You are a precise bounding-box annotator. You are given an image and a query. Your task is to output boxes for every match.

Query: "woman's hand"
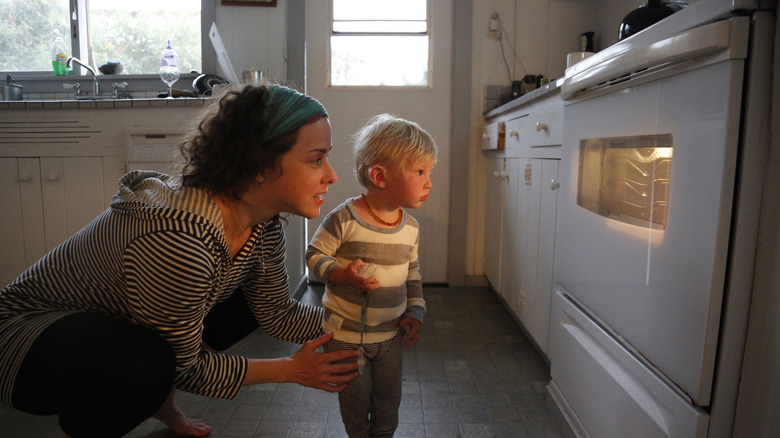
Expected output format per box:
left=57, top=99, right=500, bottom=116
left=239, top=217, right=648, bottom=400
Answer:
left=285, top=333, right=359, bottom=392
left=398, top=317, right=422, bottom=349
left=245, top=333, right=357, bottom=392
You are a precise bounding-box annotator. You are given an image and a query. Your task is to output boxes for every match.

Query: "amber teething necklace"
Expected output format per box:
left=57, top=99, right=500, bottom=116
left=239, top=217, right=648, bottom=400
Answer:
left=361, top=194, right=402, bottom=227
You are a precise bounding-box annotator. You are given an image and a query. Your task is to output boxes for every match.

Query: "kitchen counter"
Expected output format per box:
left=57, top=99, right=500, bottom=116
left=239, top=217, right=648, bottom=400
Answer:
left=0, top=97, right=210, bottom=111
left=482, top=76, right=564, bottom=119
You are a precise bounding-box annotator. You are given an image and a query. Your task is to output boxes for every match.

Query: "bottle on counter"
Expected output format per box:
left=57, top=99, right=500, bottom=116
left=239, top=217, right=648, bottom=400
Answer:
left=51, top=29, right=70, bottom=76
left=159, top=40, right=180, bottom=98
left=160, top=39, right=179, bottom=69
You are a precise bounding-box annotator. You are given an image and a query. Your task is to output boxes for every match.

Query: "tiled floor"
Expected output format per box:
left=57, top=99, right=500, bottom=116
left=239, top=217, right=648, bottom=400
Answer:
left=0, top=285, right=564, bottom=438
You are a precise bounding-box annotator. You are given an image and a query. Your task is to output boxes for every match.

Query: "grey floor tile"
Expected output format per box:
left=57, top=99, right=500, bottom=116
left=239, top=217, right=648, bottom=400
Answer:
left=0, top=285, right=563, bottom=438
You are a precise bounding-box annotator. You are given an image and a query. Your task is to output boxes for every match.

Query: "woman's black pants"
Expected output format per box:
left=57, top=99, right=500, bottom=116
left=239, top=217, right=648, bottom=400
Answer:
left=10, top=289, right=259, bottom=438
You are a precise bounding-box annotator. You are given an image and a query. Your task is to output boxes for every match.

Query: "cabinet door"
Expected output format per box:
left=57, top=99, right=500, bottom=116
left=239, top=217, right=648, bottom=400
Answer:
left=534, top=159, right=560, bottom=353
left=500, top=158, right=559, bottom=355
left=0, top=157, right=111, bottom=286
left=484, top=158, right=506, bottom=290
left=501, top=159, right=519, bottom=306
left=40, top=158, right=107, bottom=249
left=0, top=158, right=46, bottom=286
left=505, top=159, right=542, bottom=322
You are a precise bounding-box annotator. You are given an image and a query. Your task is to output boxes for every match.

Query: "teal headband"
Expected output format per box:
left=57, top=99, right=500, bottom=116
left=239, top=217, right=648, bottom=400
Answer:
left=262, top=85, right=328, bottom=145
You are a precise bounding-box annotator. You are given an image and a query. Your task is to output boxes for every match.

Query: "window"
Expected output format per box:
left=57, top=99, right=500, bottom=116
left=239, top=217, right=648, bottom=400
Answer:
left=330, top=0, right=429, bottom=87
left=1, top=0, right=210, bottom=75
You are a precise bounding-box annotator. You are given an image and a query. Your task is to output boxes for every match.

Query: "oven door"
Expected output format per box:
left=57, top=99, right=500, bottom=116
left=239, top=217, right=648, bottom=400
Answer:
left=554, top=16, right=749, bottom=408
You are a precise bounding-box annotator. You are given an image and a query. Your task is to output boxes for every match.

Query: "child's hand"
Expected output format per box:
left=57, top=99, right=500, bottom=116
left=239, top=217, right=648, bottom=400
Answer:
left=398, top=317, right=422, bottom=349
left=344, top=259, right=379, bottom=291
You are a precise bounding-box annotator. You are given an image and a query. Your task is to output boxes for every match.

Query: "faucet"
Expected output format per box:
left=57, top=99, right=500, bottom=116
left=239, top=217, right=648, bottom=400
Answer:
left=66, top=57, right=100, bottom=96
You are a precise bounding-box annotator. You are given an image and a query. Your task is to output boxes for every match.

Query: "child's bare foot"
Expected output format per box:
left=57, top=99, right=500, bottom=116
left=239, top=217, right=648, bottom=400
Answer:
left=154, top=390, right=212, bottom=437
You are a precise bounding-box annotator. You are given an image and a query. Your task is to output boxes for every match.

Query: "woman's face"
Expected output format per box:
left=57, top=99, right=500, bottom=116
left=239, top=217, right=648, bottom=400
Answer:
left=260, top=117, right=338, bottom=219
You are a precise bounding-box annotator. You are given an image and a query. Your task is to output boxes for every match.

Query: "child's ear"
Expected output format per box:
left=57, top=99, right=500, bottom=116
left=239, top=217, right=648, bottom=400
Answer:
left=368, top=165, right=388, bottom=189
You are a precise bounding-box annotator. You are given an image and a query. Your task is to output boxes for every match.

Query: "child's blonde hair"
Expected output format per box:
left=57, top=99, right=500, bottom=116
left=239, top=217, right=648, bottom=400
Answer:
left=353, top=114, right=438, bottom=188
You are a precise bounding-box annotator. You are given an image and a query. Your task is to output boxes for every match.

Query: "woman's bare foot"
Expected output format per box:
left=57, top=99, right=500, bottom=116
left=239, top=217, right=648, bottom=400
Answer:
left=153, top=390, right=212, bottom=437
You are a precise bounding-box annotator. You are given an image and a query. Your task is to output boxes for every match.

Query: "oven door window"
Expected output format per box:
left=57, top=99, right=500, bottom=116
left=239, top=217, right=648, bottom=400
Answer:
left=578, top=135, right=672, bottom=229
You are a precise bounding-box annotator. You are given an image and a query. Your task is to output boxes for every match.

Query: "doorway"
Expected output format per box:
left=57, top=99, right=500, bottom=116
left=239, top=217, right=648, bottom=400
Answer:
left=303, top=0, right=454, bottom=283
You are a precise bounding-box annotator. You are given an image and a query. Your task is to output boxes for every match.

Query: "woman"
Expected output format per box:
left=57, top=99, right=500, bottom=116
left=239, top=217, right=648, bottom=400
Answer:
left=0, top=83, right=356, bottom=437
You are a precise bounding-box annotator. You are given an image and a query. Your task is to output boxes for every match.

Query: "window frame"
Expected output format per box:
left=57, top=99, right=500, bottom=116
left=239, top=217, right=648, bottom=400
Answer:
left=327, top=0, right=433, bottom=89
left=1, top=0, right=216, bottom=86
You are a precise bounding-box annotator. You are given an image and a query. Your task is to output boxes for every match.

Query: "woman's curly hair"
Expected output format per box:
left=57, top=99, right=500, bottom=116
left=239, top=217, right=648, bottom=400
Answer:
left=178, top=83, right=299, bottom=200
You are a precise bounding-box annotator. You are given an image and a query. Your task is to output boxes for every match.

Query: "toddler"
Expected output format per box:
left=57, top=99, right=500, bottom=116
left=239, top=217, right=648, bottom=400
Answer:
left=306, top=113, right=437, bottom=437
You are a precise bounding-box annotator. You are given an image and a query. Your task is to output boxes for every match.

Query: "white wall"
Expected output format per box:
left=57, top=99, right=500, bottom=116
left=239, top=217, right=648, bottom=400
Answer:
left=214, top=1, right=288, bottom=82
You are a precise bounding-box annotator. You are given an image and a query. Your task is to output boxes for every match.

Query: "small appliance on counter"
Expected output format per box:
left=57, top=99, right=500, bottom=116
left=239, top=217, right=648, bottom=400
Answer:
left=618, top=0, right=687, bottom=40
left=1, top=75, right=23, bottom=101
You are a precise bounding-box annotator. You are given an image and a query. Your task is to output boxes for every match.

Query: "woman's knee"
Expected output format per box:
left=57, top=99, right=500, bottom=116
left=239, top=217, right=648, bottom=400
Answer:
left=13, top=312, right=175, bottom=413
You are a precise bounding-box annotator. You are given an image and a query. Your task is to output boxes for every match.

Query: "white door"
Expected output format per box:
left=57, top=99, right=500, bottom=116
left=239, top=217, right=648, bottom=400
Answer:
left=304, top=0, right=453, bottom=283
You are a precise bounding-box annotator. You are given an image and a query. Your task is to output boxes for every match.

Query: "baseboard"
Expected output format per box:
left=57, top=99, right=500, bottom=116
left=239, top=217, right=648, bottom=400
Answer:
left=546, top=380, right=587, bottom=438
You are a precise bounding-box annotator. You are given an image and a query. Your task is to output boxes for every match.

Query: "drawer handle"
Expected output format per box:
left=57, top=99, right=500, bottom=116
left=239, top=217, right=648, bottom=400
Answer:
left=493, top=170, right=508, bottom=179
left=509, top=130, right=519, bottom=139
left=482, top=133, right=490, bottom=140
left=47, top=173, right=60, bottom=182
left=536, top=122, right=548, bottom=132
left=550, top=179, right=560, bottom=190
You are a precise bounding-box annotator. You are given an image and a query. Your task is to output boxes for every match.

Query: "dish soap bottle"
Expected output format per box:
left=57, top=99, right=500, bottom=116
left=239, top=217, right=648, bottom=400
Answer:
left=160, top=40, right=179, bottom=69
left=51, top=29, right=70, bottom=76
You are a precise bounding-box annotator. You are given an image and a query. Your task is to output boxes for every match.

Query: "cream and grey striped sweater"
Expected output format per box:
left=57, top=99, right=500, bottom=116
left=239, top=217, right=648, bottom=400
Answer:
left=306, top=198, right=425, bottom=345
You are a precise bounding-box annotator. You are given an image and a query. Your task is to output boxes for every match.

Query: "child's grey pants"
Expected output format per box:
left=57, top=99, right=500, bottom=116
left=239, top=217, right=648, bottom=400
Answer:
left=326, top=330, right=404, bottom=438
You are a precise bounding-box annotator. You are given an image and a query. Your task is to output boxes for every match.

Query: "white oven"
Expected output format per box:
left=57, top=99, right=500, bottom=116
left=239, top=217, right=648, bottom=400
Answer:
left=547, top=1, right=775, bottom=437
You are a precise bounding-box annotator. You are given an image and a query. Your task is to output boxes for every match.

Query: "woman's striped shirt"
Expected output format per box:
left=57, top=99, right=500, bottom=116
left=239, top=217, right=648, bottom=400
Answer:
left=0, top=171, right=324, bottom=404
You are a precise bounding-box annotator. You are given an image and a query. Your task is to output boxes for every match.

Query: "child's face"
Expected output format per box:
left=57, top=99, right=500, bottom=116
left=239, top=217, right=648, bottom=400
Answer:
left=387, top=157, right=435, bottom=209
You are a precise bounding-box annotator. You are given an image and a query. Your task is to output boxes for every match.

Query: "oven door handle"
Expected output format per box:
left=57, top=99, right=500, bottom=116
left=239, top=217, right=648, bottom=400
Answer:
left=561, top=17, right=747, bottom=100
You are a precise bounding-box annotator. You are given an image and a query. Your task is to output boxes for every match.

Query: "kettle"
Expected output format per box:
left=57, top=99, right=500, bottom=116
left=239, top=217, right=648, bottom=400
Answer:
left=618, top=0, right=687, bottom=41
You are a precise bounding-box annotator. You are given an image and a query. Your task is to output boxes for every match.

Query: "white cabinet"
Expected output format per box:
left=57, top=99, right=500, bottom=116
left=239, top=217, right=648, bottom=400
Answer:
left=0, top=106, right=199, bottom=287
left=486, top=156, right=559, bottom=354
left=483, top=91, right=562, bottom=355
left=0, top=156, right=124, bottom=286
left=481, top=121, right=505, bottom=151
left=484, top=158, right=507, bottom=288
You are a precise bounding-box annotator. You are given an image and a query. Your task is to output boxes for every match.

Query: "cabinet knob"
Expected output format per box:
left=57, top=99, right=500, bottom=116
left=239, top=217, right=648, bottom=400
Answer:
left=19, top=175, right=32, bottom=183
left=482, top=133, right=490, bottom=140
left=550, top=179, right=560, bottom=190
left=509, top=130, right=519, bottom=139
left=47, top=173, right=60, bottom=182
left=493, top=170, right=506, bottom=179
left=536, top=122, right=548, bottom=132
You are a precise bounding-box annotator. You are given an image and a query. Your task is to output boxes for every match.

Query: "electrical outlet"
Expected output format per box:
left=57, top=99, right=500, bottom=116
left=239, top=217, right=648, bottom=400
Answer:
left=518, top=292, right=526, bottom=314
left=488, top=12, right=502, bottom=40
left=525, top=163, right=532, bottom=185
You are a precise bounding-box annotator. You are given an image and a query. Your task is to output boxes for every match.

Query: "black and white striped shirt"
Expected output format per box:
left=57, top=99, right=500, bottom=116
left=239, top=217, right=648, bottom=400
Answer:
left=0, top=171, right=324, bottom=404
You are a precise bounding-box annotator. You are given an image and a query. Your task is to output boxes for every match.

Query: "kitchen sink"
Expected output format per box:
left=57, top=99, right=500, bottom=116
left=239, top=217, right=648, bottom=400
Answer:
left=73, top=94, right=131, bottom=100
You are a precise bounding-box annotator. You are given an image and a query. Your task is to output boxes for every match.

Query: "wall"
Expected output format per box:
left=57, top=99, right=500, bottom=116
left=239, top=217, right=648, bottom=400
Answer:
left=214, top=0, right=288, bottom=82
left=463, top=0, right=672, bottom=279
left=732, top=10, right=780, bottom=435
